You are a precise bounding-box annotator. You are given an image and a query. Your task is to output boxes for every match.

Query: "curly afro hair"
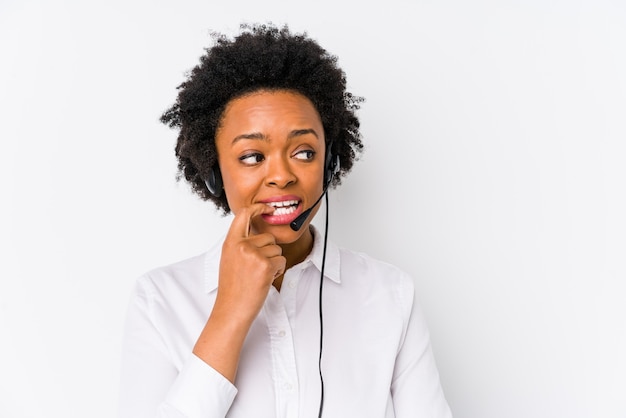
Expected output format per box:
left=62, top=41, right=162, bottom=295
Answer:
left=160, top=23, right=364, bottom=213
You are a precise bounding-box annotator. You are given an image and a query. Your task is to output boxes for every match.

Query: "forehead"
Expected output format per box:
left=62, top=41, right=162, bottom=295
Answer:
left=218, top=89, right=323, bottom=133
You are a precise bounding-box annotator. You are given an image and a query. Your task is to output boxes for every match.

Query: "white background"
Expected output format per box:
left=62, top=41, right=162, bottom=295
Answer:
left=1, top=0, right=625, bottom=417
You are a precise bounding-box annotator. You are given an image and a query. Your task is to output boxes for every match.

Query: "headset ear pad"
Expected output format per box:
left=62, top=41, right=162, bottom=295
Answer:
left=205, top=165, right=223, bottom=197
left=324, top=150, right=340, bottom=189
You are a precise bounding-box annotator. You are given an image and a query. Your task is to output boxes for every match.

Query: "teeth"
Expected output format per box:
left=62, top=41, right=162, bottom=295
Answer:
left=266, top=200, right=299, bottom=216
left=273, top=206, right=297, bottom=215
left=267, top=200, right=298, bottom=208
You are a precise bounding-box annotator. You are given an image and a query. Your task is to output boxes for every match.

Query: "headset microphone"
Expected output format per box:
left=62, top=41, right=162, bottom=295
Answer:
left=290, top=187, right=328, bottom=231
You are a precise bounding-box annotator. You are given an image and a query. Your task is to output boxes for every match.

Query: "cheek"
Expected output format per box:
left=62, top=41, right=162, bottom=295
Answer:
left=307, top=165, right=326, bottom=193
left=221, top=169, right=262, bottom=209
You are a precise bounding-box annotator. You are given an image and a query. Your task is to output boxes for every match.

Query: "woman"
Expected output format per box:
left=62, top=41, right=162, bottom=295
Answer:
left=119, top=23, right=452, bottom=418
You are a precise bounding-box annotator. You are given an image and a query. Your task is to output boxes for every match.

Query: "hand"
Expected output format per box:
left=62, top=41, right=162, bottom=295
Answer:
left=193, top=203, right=285, bottom=381
left=214, top=203, right=286, bottom=324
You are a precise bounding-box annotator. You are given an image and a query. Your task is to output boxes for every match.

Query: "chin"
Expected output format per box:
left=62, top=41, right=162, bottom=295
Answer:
left=253, top=222, right=309, bottom=244
left=275, top=227, right=308, bottom=245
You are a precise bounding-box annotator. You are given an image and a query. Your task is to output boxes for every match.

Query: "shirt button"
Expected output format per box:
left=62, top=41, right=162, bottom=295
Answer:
left=288, top=280, right=296, bottom=289
left=283, top=382, right=293, bottom=390
left=278, top=330, right=286, bottom=337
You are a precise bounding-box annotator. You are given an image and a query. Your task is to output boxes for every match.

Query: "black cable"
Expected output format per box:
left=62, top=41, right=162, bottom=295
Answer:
left=317, top=192, right=329, bottom=418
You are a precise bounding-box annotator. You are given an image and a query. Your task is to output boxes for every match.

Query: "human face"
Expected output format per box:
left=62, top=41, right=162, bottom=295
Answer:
left=215, top=90, right=326, bottom=244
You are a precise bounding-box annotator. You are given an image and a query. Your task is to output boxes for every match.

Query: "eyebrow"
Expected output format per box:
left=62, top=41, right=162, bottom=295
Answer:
left=231, top=128, right=319, bottom=144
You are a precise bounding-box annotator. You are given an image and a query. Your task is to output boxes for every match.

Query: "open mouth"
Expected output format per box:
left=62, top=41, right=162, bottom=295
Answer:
left=266, top=199, right=299, bottom=216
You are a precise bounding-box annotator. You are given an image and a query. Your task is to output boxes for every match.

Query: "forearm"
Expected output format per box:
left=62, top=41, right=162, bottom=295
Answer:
left=192, top=302, right=254, bottom=383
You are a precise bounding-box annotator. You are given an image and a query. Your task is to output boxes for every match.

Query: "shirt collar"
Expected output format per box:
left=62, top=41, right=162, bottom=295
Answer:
left=203, top=225, right=341, bottom=294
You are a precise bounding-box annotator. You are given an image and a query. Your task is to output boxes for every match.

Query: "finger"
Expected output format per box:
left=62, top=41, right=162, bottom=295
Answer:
left=257, top=243, right=283, bottom=259
left=227, top=203, right=274, bottom=239
left=247, top=232, right=278, bottom=248
left=270, top=255, right=287, bottom=278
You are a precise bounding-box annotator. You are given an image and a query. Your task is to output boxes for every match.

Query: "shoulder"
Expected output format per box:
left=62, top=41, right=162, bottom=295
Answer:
left=336, top=247, right=416, bottom=311
left=132, top=251, right=209, bottom=307
left=134, top=235, right=223, bottom=298
left=141, top=252, right=206, bottom=284
left=338, top=247, right=414, bottom=289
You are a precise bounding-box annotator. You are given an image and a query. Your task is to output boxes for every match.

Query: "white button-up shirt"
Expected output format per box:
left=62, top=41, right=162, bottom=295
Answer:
left=118, top=228, right=452, bottom=418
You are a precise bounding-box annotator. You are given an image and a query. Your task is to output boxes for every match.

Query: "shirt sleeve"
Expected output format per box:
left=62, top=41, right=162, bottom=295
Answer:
left=118, top=277, right=238, bottom=418
left=390, top=275, right=453, bottom=418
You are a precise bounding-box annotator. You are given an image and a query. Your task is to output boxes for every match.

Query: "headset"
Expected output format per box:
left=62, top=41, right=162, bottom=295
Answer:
left=205, top=143, right=338, bottom=418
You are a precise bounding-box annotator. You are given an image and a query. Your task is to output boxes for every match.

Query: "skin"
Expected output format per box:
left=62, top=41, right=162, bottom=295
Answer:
left=193, top=89, right=327, bottom=383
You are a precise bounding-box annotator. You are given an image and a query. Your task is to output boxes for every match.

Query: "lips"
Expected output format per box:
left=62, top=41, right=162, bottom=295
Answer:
left=260, top=196, right=303, bottom=225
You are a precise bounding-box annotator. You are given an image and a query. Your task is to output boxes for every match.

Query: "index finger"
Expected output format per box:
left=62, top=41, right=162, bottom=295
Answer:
left=227, top=203, right=275, bottom=239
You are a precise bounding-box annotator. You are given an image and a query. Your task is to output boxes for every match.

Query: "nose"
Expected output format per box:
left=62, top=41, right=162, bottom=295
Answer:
left=265, top=155, right=296, bottom=188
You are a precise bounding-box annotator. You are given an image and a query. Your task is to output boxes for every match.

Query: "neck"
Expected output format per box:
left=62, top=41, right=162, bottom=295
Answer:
left=283, top=225, right=314, bottom=267
left=273, top=226, right=314, bottom=291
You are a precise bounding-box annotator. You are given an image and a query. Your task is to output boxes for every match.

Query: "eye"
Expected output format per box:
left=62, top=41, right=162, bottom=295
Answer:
left=293, top=149, right=316, bottom=161
left=239, top=152, right=264, bottom=165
